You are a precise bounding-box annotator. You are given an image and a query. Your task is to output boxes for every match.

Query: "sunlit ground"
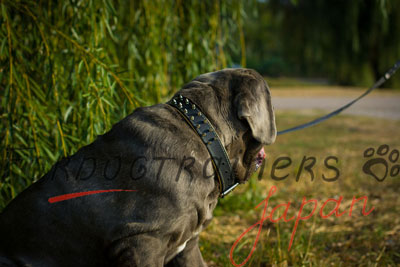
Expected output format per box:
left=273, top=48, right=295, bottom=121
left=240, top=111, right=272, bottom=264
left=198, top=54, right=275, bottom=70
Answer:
left=200, top=89, right=400, bottom=266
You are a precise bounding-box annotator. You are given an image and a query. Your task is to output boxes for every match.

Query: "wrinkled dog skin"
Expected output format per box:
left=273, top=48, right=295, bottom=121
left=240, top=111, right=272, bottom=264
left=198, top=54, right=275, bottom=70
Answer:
left=0, top=68, right=276, bottom=267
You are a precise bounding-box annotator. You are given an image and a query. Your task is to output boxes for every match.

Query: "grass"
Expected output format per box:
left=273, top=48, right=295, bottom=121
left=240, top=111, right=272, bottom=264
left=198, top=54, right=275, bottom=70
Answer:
left=200, top=110, right=400, bottom=266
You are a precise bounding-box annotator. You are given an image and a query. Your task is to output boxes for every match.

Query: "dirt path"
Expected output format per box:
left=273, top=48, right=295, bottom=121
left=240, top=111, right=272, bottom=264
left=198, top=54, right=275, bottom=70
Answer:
left=271, top=88, right=400, bottom=120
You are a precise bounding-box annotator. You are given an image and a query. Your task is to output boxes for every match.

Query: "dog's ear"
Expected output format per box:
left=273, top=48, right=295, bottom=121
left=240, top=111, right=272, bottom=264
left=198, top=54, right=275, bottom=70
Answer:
left=236, top=77, right=277, bottom=145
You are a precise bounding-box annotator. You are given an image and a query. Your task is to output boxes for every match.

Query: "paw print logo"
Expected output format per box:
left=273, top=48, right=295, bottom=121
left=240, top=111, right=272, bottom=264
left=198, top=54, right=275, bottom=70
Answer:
left=362, top=145, right=400, bottom=181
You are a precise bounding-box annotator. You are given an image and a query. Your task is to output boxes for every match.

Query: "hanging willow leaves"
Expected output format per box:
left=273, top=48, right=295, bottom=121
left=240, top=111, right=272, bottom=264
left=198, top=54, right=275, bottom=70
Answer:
left=0, top=0, right=252, bottom=209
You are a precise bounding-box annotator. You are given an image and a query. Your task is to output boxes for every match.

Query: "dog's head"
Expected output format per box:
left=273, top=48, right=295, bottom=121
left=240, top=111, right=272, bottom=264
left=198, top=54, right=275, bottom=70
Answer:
left=178, top=68, right=276, bottom=183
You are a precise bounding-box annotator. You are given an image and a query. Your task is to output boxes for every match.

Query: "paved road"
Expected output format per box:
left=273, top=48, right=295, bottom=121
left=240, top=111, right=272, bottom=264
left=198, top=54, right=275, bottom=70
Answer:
left=272, top=95, right=400, bottom=120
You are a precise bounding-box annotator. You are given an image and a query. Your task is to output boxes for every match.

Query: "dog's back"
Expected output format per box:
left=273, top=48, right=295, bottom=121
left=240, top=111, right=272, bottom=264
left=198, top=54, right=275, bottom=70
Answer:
left=0, top=104, right=216, bottom=266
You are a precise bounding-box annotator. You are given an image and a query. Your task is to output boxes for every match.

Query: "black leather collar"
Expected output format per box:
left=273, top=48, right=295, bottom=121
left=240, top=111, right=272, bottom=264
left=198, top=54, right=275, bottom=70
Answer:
left=168, top=95, right=239, bottom=197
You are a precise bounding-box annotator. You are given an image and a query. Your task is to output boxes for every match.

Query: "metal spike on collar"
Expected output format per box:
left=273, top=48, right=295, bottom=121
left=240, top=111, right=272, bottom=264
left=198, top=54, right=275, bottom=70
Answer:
left=179, top=95, right=183, bottom=99
left=179, top=103, right=183, bottom=108
left=185, top=99, right=189, bottom=104
left=192, top=104, right=196, bottom=109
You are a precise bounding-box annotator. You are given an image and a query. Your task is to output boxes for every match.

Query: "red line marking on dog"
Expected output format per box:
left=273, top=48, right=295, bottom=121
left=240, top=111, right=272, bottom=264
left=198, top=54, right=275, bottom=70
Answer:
left=48, top=189, right=137, bottom=203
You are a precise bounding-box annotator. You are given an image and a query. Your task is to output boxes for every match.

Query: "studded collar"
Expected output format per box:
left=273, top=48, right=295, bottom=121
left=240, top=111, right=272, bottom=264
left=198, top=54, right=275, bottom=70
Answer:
left=167, top=95, right=239, bottom=197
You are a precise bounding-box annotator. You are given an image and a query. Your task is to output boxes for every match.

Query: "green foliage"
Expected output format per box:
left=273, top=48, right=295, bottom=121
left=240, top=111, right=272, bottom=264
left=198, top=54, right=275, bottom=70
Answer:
left=244, top=0, right=400, bottom=88
left=0, top=0, right=248, bottom=209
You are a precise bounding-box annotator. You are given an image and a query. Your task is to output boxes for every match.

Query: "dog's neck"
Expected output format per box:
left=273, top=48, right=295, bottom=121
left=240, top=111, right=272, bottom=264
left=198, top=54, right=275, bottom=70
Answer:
left=167, top=94, right=239, bottom=197
left=177, top=85, right=262, bottom=184
left=178, top=82, right=238, bottom=149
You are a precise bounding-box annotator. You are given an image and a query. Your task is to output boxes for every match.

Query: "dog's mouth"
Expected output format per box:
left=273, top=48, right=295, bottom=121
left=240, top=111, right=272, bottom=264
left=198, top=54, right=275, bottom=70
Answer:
left=255, top=147, right=266, bottom=171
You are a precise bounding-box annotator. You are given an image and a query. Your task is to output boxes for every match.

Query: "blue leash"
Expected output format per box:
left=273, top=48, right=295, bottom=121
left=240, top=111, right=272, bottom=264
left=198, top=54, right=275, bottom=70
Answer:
left=277, top=60, right=400, bottom=136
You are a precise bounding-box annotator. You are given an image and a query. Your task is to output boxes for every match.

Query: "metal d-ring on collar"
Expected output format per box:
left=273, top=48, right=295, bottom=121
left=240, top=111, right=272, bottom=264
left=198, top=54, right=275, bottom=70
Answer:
left=167, top=95, right=239, bottom=197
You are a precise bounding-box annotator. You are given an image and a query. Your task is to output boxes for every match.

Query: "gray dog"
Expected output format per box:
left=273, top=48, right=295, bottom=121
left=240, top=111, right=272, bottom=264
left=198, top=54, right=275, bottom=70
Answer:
left=0, top=68, right=276, bottom=266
